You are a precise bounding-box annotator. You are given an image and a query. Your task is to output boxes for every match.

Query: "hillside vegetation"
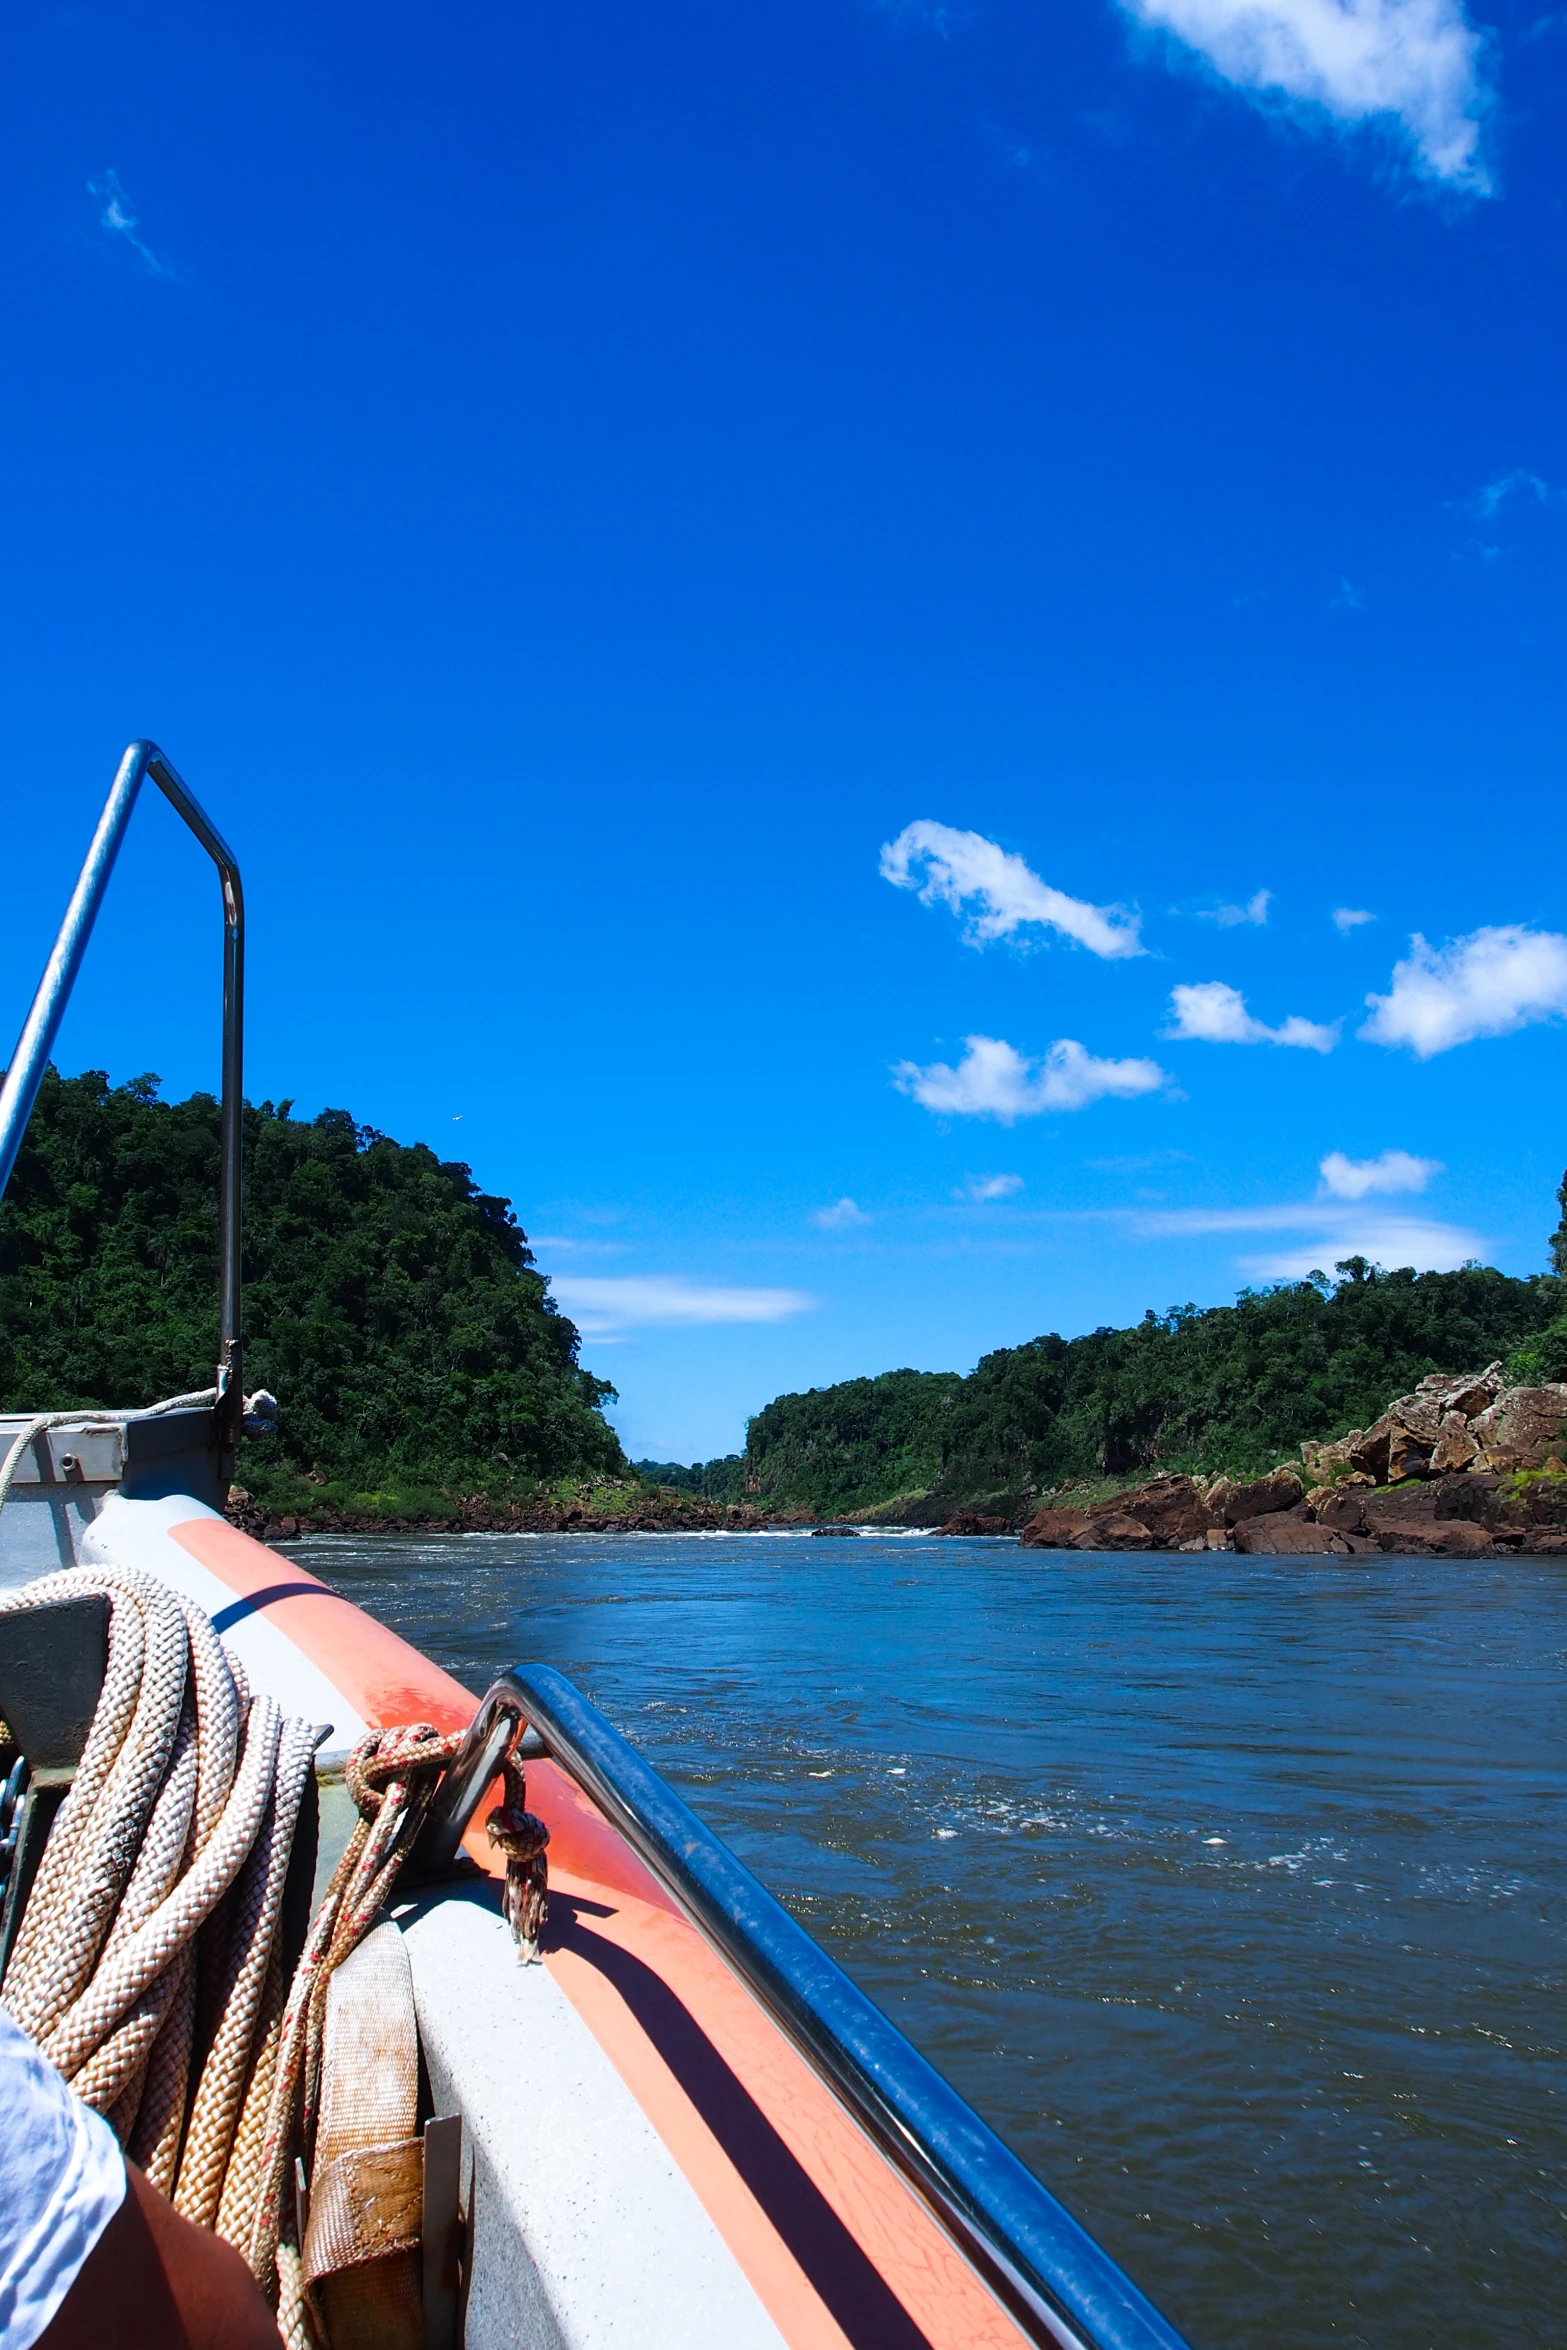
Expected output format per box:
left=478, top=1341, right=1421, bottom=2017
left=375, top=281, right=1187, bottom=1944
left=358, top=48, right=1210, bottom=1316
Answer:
left=7, top=1068, right=1566, bottom=1531
left=655, top=1254, right=1567, bottom=1519
left=0, top=1069, right=625, bottom=1510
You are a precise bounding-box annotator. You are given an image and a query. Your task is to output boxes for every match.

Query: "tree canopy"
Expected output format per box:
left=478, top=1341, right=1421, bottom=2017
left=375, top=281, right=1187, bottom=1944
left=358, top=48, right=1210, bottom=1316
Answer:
left=695, top=1256, right=1565, bottom=1515
left=0, top=1069, right=624, bottom=1493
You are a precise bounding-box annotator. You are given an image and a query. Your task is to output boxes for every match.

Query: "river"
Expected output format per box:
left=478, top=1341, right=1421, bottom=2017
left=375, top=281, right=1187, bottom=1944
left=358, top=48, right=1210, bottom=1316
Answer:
left=289, top=1528, right=1565, bottom=2350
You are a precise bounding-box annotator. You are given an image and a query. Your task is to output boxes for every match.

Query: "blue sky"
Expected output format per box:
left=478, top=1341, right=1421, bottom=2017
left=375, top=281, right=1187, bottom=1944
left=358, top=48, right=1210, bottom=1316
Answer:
left=2, top=0, right=1564, bottom=1460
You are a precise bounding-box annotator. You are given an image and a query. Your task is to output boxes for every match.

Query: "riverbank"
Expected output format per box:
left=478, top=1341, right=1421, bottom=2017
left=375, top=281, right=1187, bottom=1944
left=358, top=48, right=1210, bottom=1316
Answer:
left=1017, top=1367, right=1567, bottom=1557
left=227, top=1365, right=1567, bottom=1552
left=224, top=1474, right=808, bottom=1541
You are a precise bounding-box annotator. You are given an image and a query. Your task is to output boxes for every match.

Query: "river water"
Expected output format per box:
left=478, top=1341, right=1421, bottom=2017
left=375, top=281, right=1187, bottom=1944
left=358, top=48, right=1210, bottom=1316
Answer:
left=290, top=1529, right=1565, bottom=2350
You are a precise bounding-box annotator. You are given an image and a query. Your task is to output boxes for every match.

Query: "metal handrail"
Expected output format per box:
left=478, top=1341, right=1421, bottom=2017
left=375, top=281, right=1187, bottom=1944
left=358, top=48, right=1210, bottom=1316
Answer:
left=427, top=1664, right=1193, bottom=2350
left=0, top=743, right=245, bottom=1454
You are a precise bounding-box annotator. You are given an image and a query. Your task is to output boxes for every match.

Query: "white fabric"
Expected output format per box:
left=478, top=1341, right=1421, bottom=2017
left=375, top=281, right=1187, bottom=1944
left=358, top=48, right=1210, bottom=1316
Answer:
left=0, top=1999, right=125, bottom=2349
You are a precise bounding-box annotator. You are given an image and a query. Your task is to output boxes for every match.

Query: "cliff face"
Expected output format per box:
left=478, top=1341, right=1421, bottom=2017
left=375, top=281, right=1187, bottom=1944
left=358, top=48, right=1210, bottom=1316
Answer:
left=1016, top=1368, right=1567, bottom=1558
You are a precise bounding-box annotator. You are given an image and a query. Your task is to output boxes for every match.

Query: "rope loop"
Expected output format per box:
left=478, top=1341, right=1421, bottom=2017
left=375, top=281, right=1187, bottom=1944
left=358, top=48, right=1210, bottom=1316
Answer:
left=344, top=1723, right=453, bottom=1819
left=486, top=1755, right=550, bottom=1965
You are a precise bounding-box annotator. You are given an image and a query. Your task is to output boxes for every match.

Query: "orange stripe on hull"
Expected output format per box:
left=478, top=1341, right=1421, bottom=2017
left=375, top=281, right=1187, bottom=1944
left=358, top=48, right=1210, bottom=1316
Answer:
left=170, top=1519, right=1027, bottom=2350
left=170, top=1517, right=476, bottom=1735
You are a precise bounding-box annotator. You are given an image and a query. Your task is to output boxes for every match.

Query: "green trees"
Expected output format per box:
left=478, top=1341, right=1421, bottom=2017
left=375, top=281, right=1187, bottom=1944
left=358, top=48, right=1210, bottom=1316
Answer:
left=728, top=1261, right=1563, bottom=1514
left=0, top=1069, right=624, bottom=1494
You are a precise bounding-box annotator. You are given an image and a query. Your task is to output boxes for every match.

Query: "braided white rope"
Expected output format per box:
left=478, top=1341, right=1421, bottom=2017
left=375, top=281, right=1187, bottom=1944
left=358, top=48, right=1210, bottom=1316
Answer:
left=0, top=1564, right=318, bottom=2265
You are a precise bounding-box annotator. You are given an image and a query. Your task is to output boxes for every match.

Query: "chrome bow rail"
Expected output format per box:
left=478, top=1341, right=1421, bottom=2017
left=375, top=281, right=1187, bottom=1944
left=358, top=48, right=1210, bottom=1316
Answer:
left=0, top=744, right=245, bottom=1455
left=418, top=1663, right=1194, bottom=2350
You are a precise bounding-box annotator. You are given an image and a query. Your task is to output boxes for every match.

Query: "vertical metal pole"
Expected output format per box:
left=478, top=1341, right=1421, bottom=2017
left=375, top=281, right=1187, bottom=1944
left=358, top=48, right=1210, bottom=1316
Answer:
left=0, top=743, right=245, bottom=1460
left=145, top=752, right=245, bottom=1459
left=0, top=744, right=150, bottom=1202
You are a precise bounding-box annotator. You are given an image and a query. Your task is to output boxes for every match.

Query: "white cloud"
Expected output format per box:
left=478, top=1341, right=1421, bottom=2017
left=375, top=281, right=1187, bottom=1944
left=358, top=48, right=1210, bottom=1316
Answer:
left=1318, top=1148, right=1441, bottom=1199
left=1360, top=925, right=1567, bottom=1057
left=1239, top=1218, right=1481, bottom=1278
left=1132, top=1198, right=1483, bottom=1276
left=1199, top=888, right=1271, bottom=927
left=879, top=821, right=1143, bottom=959
left=894, top=1034, right=1168, bottom=1123
left=1331, top=905, right=1375, bottom=932
left=88, top=169, right=173, bottom=275
left=1473, top=469, right=1549, bottom=519
left=812, top=1197, right=869, bottom=1230
left=1166, top=980, right=1338, bottom=1052
left=1119, top=0, right=1493, bottom=190
left=961, top=1172, right=1026, bottom=1201
left=550, top=1276, right=815, bottom=1333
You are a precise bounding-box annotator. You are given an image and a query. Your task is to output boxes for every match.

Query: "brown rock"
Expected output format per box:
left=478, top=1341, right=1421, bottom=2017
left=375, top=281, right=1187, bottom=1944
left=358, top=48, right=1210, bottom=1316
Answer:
left=1385, top=1425, right=1434, bottom=1482
left=1019, top=1507, right=1090, bottom=1549
left=1364, top=1474, right=1499, bottom=1530
left=1438, top=1364, right=1505, bottom=1421
left=935, top=1512, right=1013, bottom=1537
left=1118, top=1475, right=1208, bottom=1546
left=1345, top=1417, right=1395, bottom=1482
left=1206, top=1467, right=1306, bottom=1527
left=1373, top=1517, right=1494, bottom=1558
left=1496, top=1469, right=1567, bottom=1531
left=1070, top=1511, right=1153, bottom=1551
left=1381, top=1391, right=1448, bottom=1443
left=1233, top=1514, right=1349, bottom=1556
left=1311, top=1485, right=1370, bottom=1533
left=1469, top=1386, right=1567, bottom=1473
left=1430, top=1411, right=1480, bottom=1473
left=1301, top=1433, right=1363, bottom=1482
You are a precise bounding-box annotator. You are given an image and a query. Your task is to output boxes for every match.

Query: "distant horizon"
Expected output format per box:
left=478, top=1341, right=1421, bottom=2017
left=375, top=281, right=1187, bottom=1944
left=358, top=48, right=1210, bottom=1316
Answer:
left=3, top=0, right=1563, bottom=1460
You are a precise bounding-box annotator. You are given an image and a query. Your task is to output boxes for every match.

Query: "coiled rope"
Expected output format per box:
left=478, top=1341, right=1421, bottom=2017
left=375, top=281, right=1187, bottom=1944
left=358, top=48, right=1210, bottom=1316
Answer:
left=0, top=1563, right=462, bottom=2349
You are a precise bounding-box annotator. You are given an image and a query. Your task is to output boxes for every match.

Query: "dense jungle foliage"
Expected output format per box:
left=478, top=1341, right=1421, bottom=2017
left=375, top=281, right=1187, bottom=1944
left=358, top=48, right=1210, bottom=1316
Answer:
left=7, top=1069, right=1566, bottom=1523
left=0, top=1069, right=625, bottom=1501
left=670, top=1256, right=1567, bottom=1516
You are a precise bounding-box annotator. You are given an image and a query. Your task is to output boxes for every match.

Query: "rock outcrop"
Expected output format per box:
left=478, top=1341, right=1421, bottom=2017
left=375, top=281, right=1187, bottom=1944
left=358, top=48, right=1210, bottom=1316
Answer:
left=1019, top=1365, right=1567, bottom=1559
left=1206, top=1468, right=1305, bottom=1527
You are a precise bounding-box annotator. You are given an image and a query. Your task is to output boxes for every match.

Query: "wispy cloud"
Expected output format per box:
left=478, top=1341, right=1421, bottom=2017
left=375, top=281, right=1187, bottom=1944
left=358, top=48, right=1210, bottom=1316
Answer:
left=1199, top=888, right=1271, bottom=927
left=894, top=1034, right=1168, bottom=1122
left=88, top=170, right=173, bottom=276
left=1318, top=1148, right=1441, bottom=1199
left=880, top=821, right=1144, bottom=959
left=1239, top=1217, right=1482, bottom=1279
left=1118, top=0, right=1493, bottom=191
left=1166, top=980, right=1337, bottom=1052
left=551, top=1276, right=816, bottom=1333
left=960, top=1172, right=1025, bottom=1201
left=812, top=1197, right=870, bottom=1230
left=1360, top=925, right=1567, bottom=1056
left=1473, top=469, right=1550, bottom=519
left=1132, top=1198, right=1483, bottom=1278
left=1331, top=905, right=1375, bottom=932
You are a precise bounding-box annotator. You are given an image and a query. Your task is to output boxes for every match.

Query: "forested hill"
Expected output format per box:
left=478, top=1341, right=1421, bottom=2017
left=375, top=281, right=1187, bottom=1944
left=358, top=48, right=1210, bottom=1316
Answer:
left=649, top=1247, right=1567, bottom=1519
left=0, top=1069, right=625, bottom=1498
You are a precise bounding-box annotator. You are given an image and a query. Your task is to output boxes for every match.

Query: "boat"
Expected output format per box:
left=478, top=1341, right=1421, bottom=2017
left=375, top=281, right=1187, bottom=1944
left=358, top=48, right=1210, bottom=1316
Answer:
left=0, top=745, right=1192, bottom=2350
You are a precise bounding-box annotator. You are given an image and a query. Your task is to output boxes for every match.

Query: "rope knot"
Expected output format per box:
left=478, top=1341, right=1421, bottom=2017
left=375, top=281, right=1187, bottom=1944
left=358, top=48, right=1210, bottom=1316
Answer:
left=485, top=1805, right=549, bottom=1863
left=486, top=1757, right=549, bottom=1965
left=345, top=1724, right=455, bottom=1817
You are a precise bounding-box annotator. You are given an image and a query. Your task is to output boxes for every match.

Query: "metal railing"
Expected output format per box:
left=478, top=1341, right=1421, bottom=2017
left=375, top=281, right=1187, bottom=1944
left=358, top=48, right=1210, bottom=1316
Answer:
left=416, top=1663, right=1194, bottom=2350
left=0, top=743, right=245, bottom=1453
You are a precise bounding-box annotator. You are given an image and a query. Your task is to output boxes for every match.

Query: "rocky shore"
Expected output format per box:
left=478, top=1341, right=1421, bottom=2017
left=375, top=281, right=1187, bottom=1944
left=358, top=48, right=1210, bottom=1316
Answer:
left=1015, top=1367, right=1567, bottom=1559
left=225, top=1484, right=780, bottom=1542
